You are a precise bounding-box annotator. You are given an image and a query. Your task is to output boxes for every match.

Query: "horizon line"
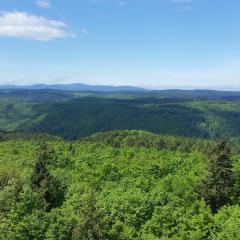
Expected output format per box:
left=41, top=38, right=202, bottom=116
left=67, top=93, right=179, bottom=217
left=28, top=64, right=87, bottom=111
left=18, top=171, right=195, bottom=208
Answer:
left=1, top=82, right=240, bottom=92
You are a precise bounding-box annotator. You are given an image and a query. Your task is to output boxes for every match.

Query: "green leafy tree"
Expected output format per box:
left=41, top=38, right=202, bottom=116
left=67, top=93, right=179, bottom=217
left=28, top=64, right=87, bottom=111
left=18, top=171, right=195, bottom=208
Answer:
left=211, top=205, right=240, bottom=240
left=201, top=139, right=234, bottom=213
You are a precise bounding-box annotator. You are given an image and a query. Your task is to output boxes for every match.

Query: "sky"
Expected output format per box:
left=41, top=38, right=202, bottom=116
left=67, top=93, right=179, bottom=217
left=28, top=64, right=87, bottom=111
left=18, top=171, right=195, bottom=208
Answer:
left=0, top=0, right=240, bottom=89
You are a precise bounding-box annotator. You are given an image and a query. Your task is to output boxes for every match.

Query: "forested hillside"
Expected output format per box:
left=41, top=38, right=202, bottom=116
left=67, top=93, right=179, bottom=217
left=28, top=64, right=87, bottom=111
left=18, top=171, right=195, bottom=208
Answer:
left=1, top=89, right=240, bottom=140
left=0, top=130, right=240, bottom=239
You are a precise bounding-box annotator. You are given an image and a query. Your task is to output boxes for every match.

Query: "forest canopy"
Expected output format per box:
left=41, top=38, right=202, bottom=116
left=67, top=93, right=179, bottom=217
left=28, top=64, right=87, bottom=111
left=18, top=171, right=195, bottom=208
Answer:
left=1, top=130, right=240, bottom=239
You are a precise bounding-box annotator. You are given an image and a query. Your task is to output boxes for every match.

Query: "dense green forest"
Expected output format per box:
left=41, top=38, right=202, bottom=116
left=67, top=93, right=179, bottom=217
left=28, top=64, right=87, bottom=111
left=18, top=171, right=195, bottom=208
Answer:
left=1, top=89, right=240, bottom=239
left=0, top=130, right=240, bottom=239
left=1, top=89, right=240, bottom=140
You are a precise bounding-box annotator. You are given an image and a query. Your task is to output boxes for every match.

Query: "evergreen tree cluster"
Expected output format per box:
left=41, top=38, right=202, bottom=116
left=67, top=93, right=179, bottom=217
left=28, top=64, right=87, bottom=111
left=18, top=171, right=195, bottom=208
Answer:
left=201, top=140, right=235, bottom=213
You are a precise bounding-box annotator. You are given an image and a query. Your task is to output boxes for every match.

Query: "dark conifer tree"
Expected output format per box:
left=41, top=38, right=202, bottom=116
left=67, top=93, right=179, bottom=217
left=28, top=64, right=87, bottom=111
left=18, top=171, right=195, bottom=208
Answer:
left=31, top=144, right=52, bottom=189
left=31, top=144, right=63, bottom=212
left=201, top=139, right=234, bottom=213
left=73, top=189, right=108, bottom=240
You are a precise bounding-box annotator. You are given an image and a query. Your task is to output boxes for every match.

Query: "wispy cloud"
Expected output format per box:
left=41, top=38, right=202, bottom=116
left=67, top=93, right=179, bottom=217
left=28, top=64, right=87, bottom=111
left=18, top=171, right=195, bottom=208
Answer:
left=148, top=56, right=240, bottom=89
left=0, top=11, right=75, bottom=41
left=169, top=0, right=194, bottom=12
left=36, top=0, right=51, bottom=9
left=118, top=1, right=127, bottom=7
left=80, top=28, right=89, bottom=35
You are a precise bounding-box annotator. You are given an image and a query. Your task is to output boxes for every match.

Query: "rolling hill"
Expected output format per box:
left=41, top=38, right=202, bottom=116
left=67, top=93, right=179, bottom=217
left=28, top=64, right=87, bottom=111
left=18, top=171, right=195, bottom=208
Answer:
left=1, top=89, right=240, bottom=140
left=0, top=83, right=147, bottom=92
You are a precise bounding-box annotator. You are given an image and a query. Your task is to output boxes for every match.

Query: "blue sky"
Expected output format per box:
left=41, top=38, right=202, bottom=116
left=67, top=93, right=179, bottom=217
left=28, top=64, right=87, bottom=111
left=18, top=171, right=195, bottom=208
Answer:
left=0, top=0, right=240, bottom=89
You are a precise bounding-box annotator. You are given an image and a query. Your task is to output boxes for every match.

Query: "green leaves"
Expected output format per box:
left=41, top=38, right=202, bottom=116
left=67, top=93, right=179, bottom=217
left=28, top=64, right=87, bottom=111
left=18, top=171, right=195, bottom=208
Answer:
left=211, top=205, right=240, bottom=240
left=1, top=132, right=240, bottom=239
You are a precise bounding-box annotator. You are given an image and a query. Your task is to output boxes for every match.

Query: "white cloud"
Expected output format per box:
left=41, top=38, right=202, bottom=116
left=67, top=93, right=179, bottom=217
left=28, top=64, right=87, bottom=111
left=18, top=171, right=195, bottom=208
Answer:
left=36, top=0, right=51, bottom=9
left=0, top=11, right=75, bottom=41
left=118, top=1, right=127, bottom=7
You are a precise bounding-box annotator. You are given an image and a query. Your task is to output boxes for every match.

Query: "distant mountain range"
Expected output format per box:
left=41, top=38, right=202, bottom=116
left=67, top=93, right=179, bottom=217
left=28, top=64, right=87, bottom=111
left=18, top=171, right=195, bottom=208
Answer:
left=0, top=83, right=147, bottom=92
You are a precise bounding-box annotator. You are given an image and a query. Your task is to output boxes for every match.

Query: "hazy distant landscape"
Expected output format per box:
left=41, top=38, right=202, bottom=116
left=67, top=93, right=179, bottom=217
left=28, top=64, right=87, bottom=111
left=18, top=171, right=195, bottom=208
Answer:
left=1, top=86, right=240, bottom=140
